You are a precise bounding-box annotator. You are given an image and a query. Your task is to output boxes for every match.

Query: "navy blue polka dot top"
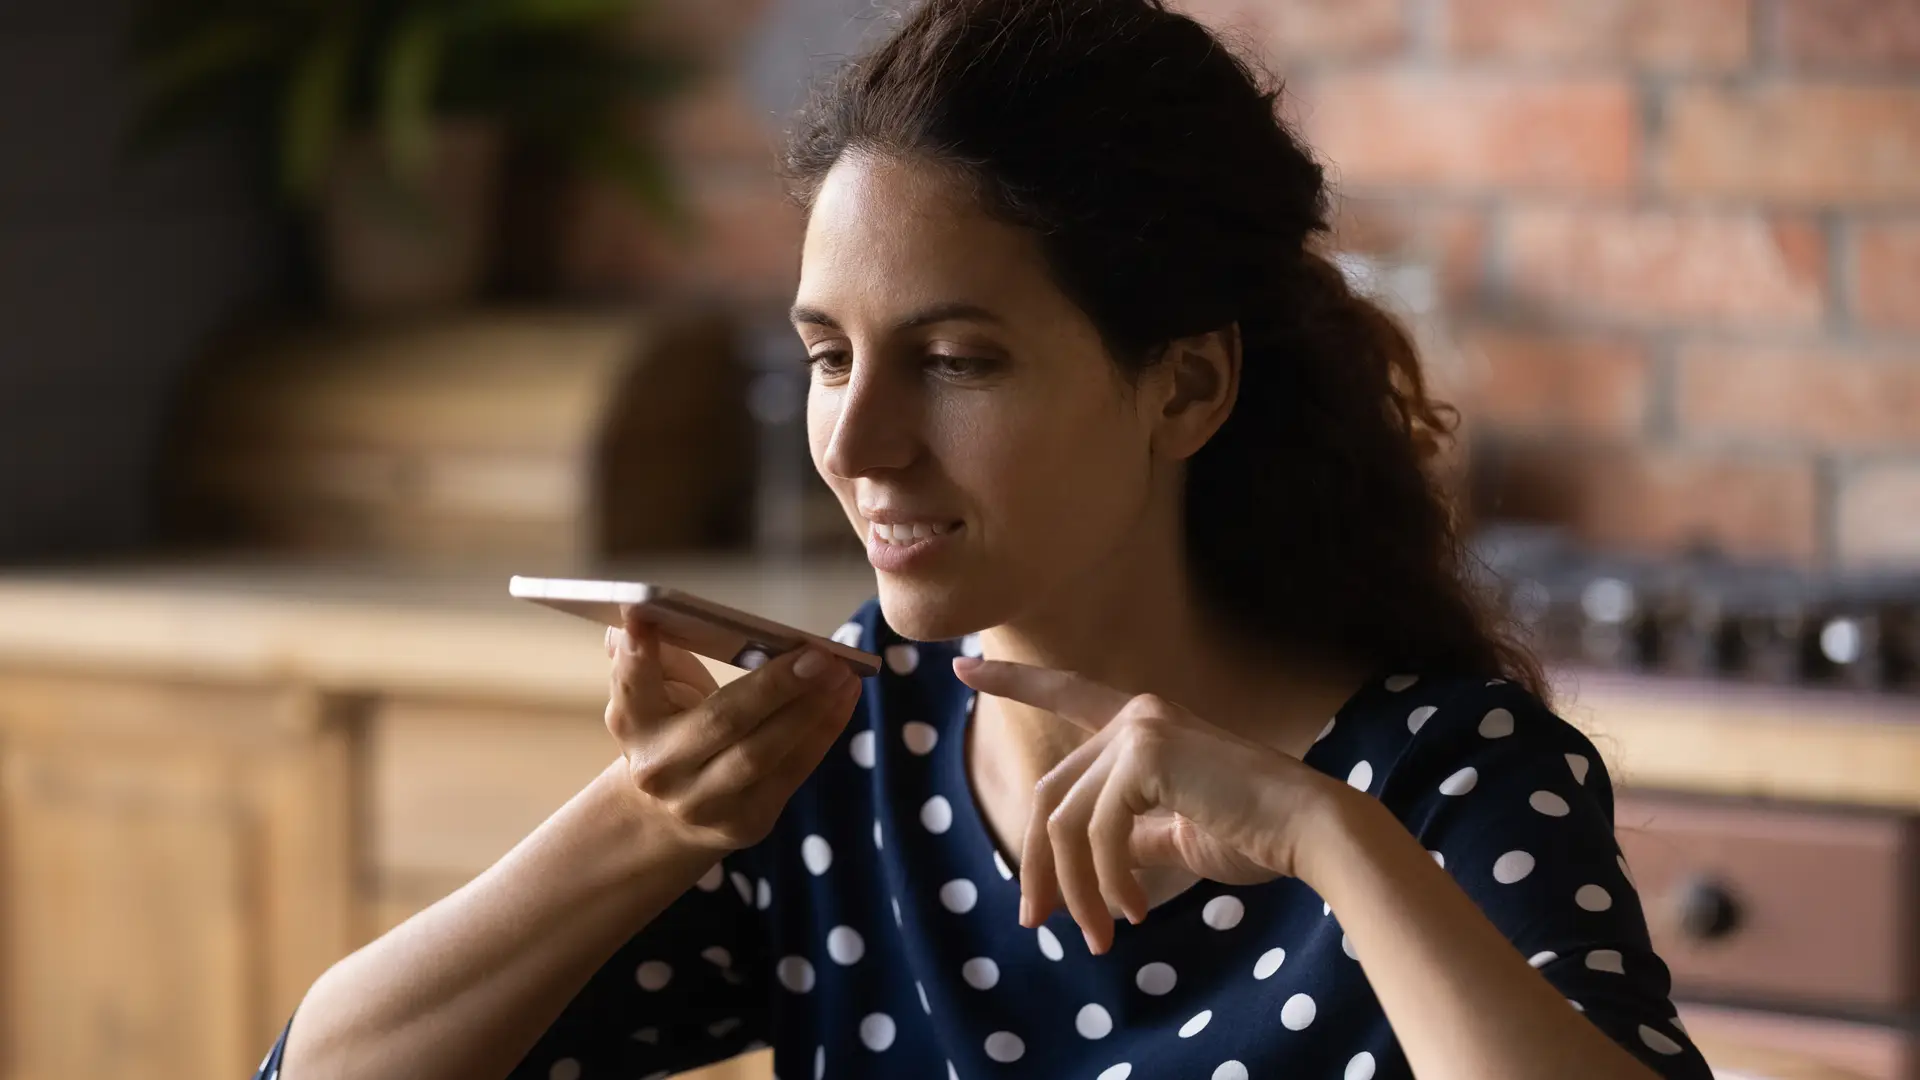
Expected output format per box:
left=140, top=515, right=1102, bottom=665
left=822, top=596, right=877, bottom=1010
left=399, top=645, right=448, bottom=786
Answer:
left=251, top=597, right=1714, bottom=1080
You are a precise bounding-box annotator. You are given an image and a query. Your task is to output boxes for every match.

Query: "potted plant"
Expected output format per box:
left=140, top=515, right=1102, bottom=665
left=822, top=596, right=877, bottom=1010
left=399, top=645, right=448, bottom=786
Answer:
left=124, top=0, right=694, bottom=316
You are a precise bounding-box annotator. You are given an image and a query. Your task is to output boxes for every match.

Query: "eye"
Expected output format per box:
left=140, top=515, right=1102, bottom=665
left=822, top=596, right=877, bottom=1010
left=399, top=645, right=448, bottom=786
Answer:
left=807, top=349, right=851, bottom=377
left=927, top=353, right=998, bottom=379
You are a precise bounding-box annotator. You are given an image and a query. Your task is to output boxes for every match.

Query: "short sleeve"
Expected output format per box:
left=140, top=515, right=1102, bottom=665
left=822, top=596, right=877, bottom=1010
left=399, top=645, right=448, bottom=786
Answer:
left=245, top=851, right=771, bottom=1080
left=1379, top=680, right=1716, bottom=1080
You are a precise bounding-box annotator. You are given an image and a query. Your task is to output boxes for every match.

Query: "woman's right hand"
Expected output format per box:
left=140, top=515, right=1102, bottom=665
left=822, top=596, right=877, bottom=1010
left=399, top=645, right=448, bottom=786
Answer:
left=603, top=616, right=862, bottom=854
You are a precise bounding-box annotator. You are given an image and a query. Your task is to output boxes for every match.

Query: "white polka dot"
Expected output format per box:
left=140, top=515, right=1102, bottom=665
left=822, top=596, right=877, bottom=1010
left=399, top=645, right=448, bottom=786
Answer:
left=1179, top=1010, right=1212, bottom=1038
left=708, top=1016, right=742, bottom=1038
left=1618, top=853, right=1636, bottom=888
left=1639, top=1024, right=1684, bottom=1055
left=917, top=980, right=931, bottom=1013
left=635, top=960, right=672, bottom=991
left=1281, top=993, right=1317, bottom=1030
left=1431, top=851, right=1446, bottom=869
left=1528, top=950, right=1558, bottom=968
left=948, top=1062, right=959, bottom=1080
left=1316, top=718, right=1335, bottom=742
left=962, top=957, right=1000, bottom=989
left=1566, top=753, right=1591, bottom=784
left=921, top=796, right=954, bottom=833
left=859, top=1012, right=896, bottom=1051
left=1341, top=933, right=1356, bottom=959
left=731, top=871, right=753, bottom=904
left=1439, top=767, right=1478, bottom=796
left=1570, top=999, right=1585, bottom=1012
left=776, top=955, right=815, bottom=993
left=940, top=879, right=979, bottom=913
left=701, top=946, right=732, bottom=968
left=1671, top=1015, right=1689, bottom=1035
left=832, top=621, right=863, bottom=647
left=1135, top=961, right=1177, bottom=995
left=1213, top=1062, right=1248, bottom=1080
left=814, top=1044, right=825, bottom=1080
left=632, top=1027, right=660, bottom=1043
left=1323, top=901, right=1332, bottom=916
left=874, top=819, right=884, bottom=849
left=550, top=1059, right=581, bottom=1080
left=961, top=632, right=984, bottom=657
left=885, top=644, right=919, bottom=674
left=1076, top=1003, right=1113, bottom=1039
left=966, top=693, right=978, bottom=717
left=1586, top=949, right=1625, bottom=974
left=1407, top=705, right=1437, bottom=734
left=1576, top=884, right=1613, bottom=911
left=903, top=721, right=939, bottom=755
left=1202, top=895, right=1245, bottom=930
left=984, top=1031, right=1025, bottom=1063
left=1493, top=851, right=1536, bottom=884
left=801, top=834, right=833, bottom=876
left=1346, top=760, right=1374, bottom=792
left=696, top=863, right=724, bottom=891
left=1479, top=707, right=1515, bottom=738
left=1385, top=674, right=1419, bottom=691
left=756, top=878, right=772, bottom=910
left=892, top=895, right=902, bottom=925
left=1038, top=925, right=1064, bottom=961
left=1099, top=1066, right=1133, bottom=1080
left=849, top=729, right=876, bottom=768
left=993, top=849, right=1014, bottom=880
left=1346, top=1052, right=1377, bottom=1080
left=1253, top=947, right=1286, bottom=979
left=1531, top=790, right=1571, bottom=816
left=827, top=925, right=865, bottom=965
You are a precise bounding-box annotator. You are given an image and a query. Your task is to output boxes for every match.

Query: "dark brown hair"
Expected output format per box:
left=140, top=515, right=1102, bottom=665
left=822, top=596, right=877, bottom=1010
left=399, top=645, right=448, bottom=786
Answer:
left=783, top=0, right=1546, bottom=700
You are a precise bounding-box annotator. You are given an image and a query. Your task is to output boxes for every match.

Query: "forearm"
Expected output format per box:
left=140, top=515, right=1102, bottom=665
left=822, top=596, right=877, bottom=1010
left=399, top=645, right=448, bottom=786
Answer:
left=1287, top=790, right=1661, bottom=1080
left=281, top=758, right=720, bottom=1080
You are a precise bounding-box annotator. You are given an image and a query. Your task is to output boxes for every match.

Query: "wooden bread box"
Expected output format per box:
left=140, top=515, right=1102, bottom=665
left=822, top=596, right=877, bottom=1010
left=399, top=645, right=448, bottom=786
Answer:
left=159, top=309, right=754, bottom=563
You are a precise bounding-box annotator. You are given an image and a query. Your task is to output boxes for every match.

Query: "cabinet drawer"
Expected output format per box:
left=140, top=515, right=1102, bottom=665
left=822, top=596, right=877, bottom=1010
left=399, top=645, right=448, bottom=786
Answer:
left=1616, top=795, right=1918, bottom=1011
left=369, top=698, right=618, bottom=879
left=1678, top=1003, right=1914, bottom=1080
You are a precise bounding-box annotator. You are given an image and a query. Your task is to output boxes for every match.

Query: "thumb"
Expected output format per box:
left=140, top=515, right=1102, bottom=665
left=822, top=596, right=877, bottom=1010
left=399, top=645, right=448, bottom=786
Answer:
left=620, top=619, right=678, bottom=723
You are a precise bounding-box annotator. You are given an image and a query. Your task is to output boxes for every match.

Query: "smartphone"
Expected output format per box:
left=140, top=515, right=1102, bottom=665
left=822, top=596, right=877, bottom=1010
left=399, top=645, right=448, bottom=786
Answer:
left=509, top=575, right=882, bottom=678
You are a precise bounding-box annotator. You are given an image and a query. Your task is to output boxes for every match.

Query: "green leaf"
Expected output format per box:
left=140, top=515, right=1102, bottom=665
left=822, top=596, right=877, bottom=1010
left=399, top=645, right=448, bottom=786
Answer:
left=379, top=10, right=448, bottom=187
left=280, top=10, right=356, bottom=202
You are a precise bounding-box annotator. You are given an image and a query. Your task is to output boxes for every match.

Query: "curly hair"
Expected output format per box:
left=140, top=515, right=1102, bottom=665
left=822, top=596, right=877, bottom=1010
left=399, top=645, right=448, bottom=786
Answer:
left=782, top=0, right=1547, bottom=701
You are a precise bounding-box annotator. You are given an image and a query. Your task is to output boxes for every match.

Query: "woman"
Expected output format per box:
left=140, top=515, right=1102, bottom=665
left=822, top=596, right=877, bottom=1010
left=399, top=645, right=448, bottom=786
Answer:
left=257, top=2, right=1713, bottom=1078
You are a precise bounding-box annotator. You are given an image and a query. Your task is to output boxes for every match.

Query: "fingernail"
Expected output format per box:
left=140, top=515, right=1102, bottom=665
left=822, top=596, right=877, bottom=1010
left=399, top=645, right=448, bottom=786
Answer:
left=952, top=656, right=981, bottom=674
left=1018, top=897, right=1032, bottom=926
left=1082, top=928, right=1102, bottom=955
left=794, top=648, right=838, bottom=682
left=604, top=626, right=615, bottom=655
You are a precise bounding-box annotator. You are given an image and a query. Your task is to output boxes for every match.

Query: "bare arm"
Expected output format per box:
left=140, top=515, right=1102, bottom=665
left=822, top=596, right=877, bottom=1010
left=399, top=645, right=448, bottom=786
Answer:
left=280, top=758, right=715, bottom=1080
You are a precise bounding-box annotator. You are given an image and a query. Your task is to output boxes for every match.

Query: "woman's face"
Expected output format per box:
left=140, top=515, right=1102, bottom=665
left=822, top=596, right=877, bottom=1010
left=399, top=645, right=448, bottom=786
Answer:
left=796, top=154, right=1161, bottom=642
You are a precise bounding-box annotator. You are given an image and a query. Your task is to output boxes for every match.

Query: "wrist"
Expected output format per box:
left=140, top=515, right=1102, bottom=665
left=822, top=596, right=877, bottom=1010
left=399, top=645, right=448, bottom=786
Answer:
left=1278, top=774, right=1390, bottom=895
left=592, top=758, right=730, bottom=886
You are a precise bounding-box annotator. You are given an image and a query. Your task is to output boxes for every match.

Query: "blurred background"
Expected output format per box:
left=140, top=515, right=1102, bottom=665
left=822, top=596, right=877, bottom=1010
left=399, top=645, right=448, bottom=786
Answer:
left=0, top=1, right=1916, bottom=1079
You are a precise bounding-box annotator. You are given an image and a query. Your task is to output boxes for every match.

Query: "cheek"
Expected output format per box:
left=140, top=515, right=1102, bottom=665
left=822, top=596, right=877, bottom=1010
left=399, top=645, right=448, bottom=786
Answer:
left=950, top=394, right=1144, bottom=535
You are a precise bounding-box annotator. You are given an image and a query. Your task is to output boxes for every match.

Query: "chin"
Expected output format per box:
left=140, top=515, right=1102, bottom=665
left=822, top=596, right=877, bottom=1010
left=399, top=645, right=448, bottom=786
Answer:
left=873, top=574, right=994, bottom=643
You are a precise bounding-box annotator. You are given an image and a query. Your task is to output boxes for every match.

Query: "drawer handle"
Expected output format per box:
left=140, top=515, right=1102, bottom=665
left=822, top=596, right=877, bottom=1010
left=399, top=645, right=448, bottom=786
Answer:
left=1672, top=876, right=1742, bottom=942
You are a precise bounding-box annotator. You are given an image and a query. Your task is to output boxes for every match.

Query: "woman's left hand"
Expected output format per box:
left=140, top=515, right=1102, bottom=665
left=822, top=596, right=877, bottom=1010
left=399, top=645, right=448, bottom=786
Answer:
left=952, top=656, right=1352, bottom=954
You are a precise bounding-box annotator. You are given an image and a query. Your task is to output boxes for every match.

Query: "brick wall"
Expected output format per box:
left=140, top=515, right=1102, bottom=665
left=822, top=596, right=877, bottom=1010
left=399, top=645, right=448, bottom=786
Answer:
left=575, top=0, right=1920, bottom=568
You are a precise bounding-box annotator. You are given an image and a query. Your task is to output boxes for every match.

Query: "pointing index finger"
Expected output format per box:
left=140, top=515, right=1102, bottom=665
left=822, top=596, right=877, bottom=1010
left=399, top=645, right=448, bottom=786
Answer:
left=951, top=657, right=1132, bottom=734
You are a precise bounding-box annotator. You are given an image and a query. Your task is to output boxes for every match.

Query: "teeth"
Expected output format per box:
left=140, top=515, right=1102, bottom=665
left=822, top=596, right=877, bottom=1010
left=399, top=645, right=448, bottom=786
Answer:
left=871, top=521, right=959, bottom=545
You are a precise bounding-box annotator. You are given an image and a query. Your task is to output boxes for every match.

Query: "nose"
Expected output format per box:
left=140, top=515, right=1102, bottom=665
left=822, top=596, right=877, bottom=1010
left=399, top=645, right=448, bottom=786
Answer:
left=817, top=357, right=922, bottom=479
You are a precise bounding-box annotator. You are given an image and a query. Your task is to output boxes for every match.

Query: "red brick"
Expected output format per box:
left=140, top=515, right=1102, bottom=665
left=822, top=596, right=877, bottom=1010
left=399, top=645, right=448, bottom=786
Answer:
left=1293, top=73, right=1638, bottom=193
left=1457, top=327, right=1652, bottom=435
left=1856, top=220, right=1920, bottom=332
left=1780, top=0, right=1920, bottom=68
left=1662, top=85, right=1920, bottom=205
left=1445, top=0, right=1750, bottom=69
left=1173, top=0, right=1407, bottom=60
left=1327, top=197, right=1488, bottom=306
left=1475, top=441, right=1820, bottom=561
left=1837, top=463, right=1920, bottom=566
left=1503, top=208, right=1827, bottom=328
left=560, top=170, right=802, bottom=301
left=1676, top=343, right=1920, bottom=449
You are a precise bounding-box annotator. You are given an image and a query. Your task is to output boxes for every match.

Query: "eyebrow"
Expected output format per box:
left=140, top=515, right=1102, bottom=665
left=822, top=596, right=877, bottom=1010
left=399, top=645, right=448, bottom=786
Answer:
left=788, top=301, right=1004, bottom=332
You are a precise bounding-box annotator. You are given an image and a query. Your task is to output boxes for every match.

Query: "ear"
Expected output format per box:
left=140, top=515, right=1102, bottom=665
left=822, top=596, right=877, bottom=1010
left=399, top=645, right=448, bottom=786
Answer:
left=1143, top=323, right=1241, bottom=461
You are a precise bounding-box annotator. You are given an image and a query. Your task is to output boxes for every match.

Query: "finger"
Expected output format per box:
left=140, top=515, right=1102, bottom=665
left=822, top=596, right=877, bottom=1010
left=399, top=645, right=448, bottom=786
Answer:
left=635, top=645, right=852, bottom=795
left=952, top=657, right=1132, bottom=734
left=1019, top=731, right=1107, bottom=928
left=608, top=624, right=675, bottom=734
left=613, top=622, right=720, bottom=695
left=675, top=672, right=861, bottom=830
left=1090, top=750, right=1152, bottom=926
left=1049, top=745, right=1122, bottom=954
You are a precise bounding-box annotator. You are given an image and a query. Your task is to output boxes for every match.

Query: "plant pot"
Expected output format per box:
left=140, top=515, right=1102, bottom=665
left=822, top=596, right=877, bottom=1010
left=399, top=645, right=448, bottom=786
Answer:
left=318, top=120, right=504, bottom=317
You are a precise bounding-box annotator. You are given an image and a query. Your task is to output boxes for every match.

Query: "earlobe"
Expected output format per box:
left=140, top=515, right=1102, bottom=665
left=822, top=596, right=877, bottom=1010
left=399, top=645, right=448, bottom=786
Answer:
left=1151, top=324, right=1241, bottom=460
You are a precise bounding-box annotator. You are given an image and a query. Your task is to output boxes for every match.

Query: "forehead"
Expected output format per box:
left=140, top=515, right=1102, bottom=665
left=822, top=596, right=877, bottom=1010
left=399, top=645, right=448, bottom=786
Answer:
left=795, top=155, right=1056, bottom=317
